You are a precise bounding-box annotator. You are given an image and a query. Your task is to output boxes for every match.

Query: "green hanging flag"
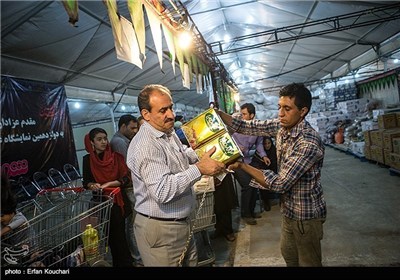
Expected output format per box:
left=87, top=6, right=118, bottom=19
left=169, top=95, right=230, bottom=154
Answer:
left=127, top=0, right=146, bottom=63
left=183, top=49, right=193, bottom=78
left=192, top=55, right=199, bottom=76
left=62, top=0, right=79, bottom=26
left=104, top=0, right=123, bottom=48
left=174, top=36, right=185, bottom=76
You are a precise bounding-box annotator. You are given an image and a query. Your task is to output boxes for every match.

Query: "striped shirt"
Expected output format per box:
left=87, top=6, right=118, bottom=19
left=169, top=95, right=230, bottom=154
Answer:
left=110, top=131, right=130, bottom=160
left=231, top=117, right=327, bottom=220
left=231, top=132, right=266, bottom=164
left=126, top=122, right=201, bottom=219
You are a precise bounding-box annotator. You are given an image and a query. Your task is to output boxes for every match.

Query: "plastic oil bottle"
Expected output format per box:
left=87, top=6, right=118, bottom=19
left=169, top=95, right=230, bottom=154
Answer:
left=82, top=224, right=99, bottom=266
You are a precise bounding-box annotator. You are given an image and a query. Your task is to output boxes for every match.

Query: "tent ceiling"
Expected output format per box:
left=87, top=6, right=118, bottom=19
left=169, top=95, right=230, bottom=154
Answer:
left=2, top=1, right=400, bottom=126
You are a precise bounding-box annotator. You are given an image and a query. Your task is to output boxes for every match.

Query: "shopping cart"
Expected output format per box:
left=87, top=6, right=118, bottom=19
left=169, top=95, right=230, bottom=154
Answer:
left=1, top=187, right=117, bottom=268
left=22, top=186, right=83, bottom=219
left=190, top=190, right=216, bottom=266
left=190, top=191, right=216, bottom=232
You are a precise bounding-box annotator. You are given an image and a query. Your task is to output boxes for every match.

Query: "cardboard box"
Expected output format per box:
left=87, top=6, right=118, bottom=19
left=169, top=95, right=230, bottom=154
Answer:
left=370, top=145, right=384, bottom=164
left=369, top=130, right=383, bottom=147
left=384, top=149, right=391, bottom=166
left=392, top=137, right=400, bottom=154
left=364, top=145, right=371, bottom=160
left=373, top=108, right=400, bottom=121
left=382, top=129, right=400, bottom=152
left=397, top=112, right=400, bottom=127
left=378, top=113, right=397, bottom=129
left=349, top=141, right=365, bottom=156
left=363, top=131, right=371, bottom=147
left=389, top=153, right=400, bottom=170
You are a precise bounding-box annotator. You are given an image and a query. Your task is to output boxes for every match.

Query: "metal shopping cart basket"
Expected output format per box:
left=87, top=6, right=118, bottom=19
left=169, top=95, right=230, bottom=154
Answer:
left=190, top=190, right=216, bottom=232
left=190, top=190, right=216, bottom=266
left=17, top=186, right=84, bottom=220
left=1, top=187, right=117, bottom=268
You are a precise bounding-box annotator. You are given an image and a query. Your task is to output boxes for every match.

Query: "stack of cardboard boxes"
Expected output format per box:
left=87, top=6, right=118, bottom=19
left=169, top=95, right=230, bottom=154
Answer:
left=307, top=98, right=370, bottom=144
left=364, top=112, right=400, bottom=169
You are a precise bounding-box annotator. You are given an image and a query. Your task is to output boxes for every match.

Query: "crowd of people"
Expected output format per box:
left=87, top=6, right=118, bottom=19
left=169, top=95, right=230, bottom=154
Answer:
left=3, top=82, right=326, bottom=267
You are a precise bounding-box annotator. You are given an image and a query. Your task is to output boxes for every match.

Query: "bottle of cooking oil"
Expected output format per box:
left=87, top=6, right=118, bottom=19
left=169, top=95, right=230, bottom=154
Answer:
left=82, top=224, right=99, bottom=266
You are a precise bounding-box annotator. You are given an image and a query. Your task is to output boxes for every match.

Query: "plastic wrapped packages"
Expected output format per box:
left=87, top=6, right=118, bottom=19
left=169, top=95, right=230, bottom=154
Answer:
left=193, top=175, right=215, bottom=193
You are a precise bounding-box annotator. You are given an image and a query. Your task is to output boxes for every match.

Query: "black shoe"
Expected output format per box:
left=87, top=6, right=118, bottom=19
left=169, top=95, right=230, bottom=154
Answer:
left=224, top=233, right=236, bottom=242
left=252, top=212, right=262, bottom=219
left=243, top=217, right=257, bottom=225
left=263, top=200, right=271, bottom=211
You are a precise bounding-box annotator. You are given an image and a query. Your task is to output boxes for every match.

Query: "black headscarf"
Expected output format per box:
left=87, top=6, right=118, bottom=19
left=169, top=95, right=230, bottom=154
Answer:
left=250, top=136, right=277, bottom=173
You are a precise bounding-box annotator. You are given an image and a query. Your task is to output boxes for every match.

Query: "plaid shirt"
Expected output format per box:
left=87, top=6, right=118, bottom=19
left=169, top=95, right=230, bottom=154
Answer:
left=231, top=117, right=327, bottom=220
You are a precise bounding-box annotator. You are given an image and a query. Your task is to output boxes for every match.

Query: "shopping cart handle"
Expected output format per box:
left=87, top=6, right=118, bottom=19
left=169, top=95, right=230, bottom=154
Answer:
left=103, top=187, right=121, bottom=197
left=37, top=187, right=85, bottom=195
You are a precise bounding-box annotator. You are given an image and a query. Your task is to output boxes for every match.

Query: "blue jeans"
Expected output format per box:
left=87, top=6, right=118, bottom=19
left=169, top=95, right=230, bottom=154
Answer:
left=124, top=188, right=143, bottom=265
left=234, top=169, right=258, bottom=217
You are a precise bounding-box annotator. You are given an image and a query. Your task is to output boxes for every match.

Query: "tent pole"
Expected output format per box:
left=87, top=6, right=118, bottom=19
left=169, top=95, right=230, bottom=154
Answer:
left=107, top=103, right=117, bottom=133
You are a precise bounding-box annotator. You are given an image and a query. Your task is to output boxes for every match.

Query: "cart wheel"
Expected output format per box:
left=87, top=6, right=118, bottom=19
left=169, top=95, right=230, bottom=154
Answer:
left=91, top=260, right=111, bottom=267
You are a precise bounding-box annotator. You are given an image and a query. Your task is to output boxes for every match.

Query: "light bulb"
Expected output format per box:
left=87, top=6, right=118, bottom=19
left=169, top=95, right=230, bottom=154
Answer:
left=178, top=31, right=192, bottom=49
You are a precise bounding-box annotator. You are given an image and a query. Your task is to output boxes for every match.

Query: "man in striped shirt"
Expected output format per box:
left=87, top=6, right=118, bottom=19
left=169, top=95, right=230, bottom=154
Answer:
left=218, top=83, right=327, bottom=267
left=126, top=84, right=225, bottom=267
left=231, top=103, right=269, bottom=225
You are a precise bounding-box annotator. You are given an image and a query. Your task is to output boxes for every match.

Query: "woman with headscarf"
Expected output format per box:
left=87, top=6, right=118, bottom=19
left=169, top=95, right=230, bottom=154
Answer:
left=249, top=136, right=278, bottom=211
left=83, top=127, right=134, bottom=267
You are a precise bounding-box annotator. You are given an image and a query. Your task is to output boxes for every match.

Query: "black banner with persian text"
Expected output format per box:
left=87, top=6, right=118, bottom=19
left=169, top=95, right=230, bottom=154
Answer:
left=1, top=76, right=78, bottom=179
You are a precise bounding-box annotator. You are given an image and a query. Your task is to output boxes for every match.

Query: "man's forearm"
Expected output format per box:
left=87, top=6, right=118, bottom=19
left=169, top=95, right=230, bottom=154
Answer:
left=216, top=109, right=233, bottom=127
left=233, top=162, right=267, bottom=188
